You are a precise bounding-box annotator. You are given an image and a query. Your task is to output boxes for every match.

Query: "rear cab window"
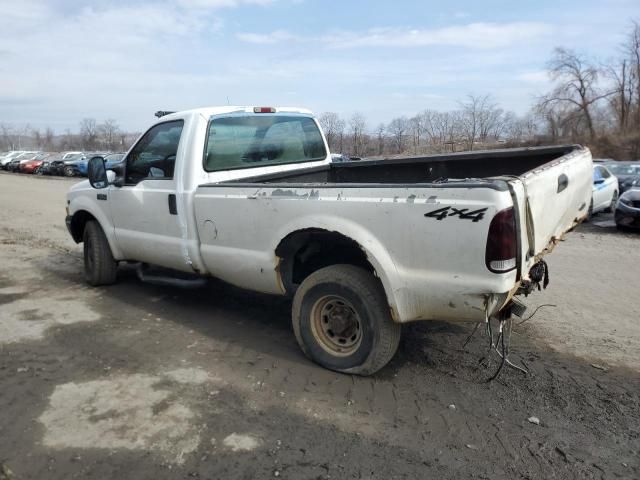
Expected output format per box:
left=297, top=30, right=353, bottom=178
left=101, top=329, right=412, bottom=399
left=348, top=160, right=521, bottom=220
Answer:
left=203, top=114, right=327, bottom=172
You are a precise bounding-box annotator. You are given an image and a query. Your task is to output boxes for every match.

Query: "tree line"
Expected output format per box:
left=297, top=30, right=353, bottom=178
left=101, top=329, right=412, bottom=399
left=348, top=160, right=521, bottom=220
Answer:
left=0, top=118, right=140, bottom=153
left=2, top=20, right=639, bottom=159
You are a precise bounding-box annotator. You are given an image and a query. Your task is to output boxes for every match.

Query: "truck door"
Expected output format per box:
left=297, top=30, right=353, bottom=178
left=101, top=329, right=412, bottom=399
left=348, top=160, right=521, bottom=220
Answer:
left=109, top=120, right=189, bottom=271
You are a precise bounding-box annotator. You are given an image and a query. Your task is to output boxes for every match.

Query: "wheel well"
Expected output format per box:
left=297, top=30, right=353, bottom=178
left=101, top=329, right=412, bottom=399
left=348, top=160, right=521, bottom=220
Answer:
left=275, top=229, right=375, bottom=295
left=69, top=210, right=96, bottom=243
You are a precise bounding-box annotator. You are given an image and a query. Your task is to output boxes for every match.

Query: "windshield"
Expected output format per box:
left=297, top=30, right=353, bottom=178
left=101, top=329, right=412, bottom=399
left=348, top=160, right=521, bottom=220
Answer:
left=203, top=115, right=327, bottom=172
left=607, top=164, right=640, bottom=175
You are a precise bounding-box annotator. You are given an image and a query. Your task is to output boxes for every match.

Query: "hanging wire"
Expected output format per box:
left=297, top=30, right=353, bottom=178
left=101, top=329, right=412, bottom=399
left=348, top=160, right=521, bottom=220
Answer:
left=516, top=304, right=557, bottom=326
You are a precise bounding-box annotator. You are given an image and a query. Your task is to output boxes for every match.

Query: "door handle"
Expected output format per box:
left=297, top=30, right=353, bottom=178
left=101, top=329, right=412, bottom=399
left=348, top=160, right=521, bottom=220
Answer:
left=168, top=194, right=177, bottom=215
left=557, top=174, right=569, bottom=193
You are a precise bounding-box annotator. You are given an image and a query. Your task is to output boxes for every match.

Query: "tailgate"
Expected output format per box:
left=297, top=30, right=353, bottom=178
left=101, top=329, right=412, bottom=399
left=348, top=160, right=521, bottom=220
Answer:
left=511, top=146, right=592, bottom=271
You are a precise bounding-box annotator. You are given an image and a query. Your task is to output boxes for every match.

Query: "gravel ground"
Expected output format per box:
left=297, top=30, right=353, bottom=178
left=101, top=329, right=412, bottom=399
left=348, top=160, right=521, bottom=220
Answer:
left=0, top=172, right=639, bottom=480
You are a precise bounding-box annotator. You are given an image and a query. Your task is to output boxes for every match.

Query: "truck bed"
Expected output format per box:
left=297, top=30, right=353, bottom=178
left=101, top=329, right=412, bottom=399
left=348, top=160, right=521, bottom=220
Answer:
left=195, top=144, right=591, bottom=323
left=219, top=145, right=579, bottom=186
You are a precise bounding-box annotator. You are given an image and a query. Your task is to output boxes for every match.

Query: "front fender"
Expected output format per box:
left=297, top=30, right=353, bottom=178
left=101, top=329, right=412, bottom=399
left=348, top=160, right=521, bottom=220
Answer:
left=68, top=194, right=124, bottom=260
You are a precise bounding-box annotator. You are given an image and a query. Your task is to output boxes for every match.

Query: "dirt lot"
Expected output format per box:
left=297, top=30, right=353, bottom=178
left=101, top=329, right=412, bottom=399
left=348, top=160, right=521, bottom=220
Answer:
left=0, top=172, right=639, bottom=480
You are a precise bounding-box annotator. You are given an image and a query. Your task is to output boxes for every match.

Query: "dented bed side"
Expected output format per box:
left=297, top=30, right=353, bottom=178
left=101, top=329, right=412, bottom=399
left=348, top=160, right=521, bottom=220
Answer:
left=194, top=182, right=516, bottom=324
left=192, top=147, right=592, bottom=325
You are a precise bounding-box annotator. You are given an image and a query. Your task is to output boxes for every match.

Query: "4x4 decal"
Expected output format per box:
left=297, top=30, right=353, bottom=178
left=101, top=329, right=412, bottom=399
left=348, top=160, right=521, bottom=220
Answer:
left=424, top=206, right=488, bottom=223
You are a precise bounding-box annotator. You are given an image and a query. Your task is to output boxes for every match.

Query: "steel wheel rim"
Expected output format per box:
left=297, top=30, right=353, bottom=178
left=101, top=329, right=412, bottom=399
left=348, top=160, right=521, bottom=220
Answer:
left=310, top=295, right=362, bottom=356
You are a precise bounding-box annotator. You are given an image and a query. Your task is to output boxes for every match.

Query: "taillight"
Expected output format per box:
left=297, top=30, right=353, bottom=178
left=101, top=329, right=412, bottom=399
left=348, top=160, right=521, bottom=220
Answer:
left=485, top=207, right=517, bottom=273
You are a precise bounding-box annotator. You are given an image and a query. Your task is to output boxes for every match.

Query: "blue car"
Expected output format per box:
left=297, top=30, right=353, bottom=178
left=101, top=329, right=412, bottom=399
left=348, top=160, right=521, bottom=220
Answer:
left=104, top=153, right=125, bottom=170
left=64, top=153, right=111, bottom=177
left=61, top=153, right=88, bottom=177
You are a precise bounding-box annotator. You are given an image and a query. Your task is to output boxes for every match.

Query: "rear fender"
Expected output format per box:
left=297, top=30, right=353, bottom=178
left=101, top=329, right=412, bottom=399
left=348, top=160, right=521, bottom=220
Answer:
left=273, top=215, right=402, bottom=322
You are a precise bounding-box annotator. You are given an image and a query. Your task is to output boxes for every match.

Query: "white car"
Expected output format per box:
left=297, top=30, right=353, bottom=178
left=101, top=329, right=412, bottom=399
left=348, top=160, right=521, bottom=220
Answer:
left=591, top=164, right=619, bottom=216
left=65, top=106, right=592, bottom=375
left=62, top=151, right=83, bottom=160
left=0, top=151, right=26, bottom=168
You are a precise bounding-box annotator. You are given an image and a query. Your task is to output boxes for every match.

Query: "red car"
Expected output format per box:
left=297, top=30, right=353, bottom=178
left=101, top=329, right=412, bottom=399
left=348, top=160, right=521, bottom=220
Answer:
left=19, top=153, right=51, bottom=174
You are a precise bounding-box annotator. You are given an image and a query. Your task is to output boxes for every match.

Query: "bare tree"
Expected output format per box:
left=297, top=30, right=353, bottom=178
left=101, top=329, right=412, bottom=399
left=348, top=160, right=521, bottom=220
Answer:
left=539, top=48, right=613, bottom=140
left=625, top=21, right=640, bottom=128
left=375, top=123, right=386, bottom=155
left=79, top=118, right=98, bottom=150
left=44, top=127, right=54, bottom=151
left=459, top=94, right=505, bottom=149
left=62, top=129, right=75, bottom=150
left=459, top=96, right=481, bottom=150
left=387, top=117, right=409, bottom=153
left=98, top=119, right=120, bottom=151
left=32, top=128, right=42, bottom=149
left=409, top=115, right=424, bottom=154
left=349, top=113, right=367, bottom=156
left=318, top=112, right=345, bottom=152
left=0, top=123, right=14, bottom=150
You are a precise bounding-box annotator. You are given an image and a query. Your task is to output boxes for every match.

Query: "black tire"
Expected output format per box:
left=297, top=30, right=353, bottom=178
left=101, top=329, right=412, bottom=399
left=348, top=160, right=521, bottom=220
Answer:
left=605, top=191, right=618, bottom=213
left=292, top=264, right=401, bottom=375
left=585, top=199, right=594, bottom=221
left=64, top=166, right=76, bottom=177
left=83, top=220, right=117, bottom=286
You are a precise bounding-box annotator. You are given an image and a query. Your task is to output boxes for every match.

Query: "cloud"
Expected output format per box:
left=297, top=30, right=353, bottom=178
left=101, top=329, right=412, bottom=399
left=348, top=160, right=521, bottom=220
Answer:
left=236, top=22, right=552, bottom=50
left=177, top=0, right=274, bottom=8
left=517, top=71, right=550, bottom=84
left=324, top=22, right=553, bottom=49
left=236, top=29, right=297, bottom=44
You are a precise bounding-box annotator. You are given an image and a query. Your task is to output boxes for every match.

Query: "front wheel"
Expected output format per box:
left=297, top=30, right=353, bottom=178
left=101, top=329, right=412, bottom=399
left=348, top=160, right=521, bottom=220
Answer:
left=292, top=264, right=401, bottom=375
left=64, top=166, right=75, bottom=177
left=83, top=220, right=118, bottom=286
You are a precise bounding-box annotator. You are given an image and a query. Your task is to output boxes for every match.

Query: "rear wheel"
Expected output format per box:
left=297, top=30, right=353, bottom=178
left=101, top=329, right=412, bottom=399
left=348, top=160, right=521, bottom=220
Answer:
left=292, top=265, right=401, bottom=375
left=83, top=220, right=117, bottom=286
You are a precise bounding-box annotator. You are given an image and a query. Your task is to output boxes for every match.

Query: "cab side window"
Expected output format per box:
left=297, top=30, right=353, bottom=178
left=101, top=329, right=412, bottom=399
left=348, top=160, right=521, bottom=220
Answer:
left=125, top=120, right=184, bottom=185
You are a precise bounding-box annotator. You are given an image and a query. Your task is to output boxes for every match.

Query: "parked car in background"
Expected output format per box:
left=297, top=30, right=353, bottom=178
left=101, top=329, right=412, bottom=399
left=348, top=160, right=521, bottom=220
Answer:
left=591, top=164, right=619, bottom=216
left=1, top=151, right=36, bottom=170
left=104, top=153, right=125, bottom=169
left=605, top=162, right=640, bottom=193
left=615, top=188, right=640, bottom=230
left=38, top=154, right=66, bottom=176
left=60, top=153, right=88, bottom=177
left=0, top=151, right=25, bottom=167
left=331, top=153, right=362, bottom=162
left=19, top=153, right=52, bottom=174
left=6, top=152, right=40, bottom=172
left=62, top=151, right=83, bottom=160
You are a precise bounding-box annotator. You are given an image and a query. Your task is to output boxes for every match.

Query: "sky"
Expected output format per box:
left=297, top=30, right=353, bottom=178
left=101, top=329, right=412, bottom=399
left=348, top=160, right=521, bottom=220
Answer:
left=0, top=0, right=638, bottom=133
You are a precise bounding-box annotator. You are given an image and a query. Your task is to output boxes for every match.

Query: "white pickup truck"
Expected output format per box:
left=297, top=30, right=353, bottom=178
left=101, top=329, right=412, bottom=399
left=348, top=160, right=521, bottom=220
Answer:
left=66, top=106, right=592, bottom=375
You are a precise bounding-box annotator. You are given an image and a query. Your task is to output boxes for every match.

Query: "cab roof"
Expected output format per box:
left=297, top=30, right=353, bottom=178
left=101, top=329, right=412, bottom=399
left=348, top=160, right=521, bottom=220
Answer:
left=158, top=106, right=313, bottom=121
